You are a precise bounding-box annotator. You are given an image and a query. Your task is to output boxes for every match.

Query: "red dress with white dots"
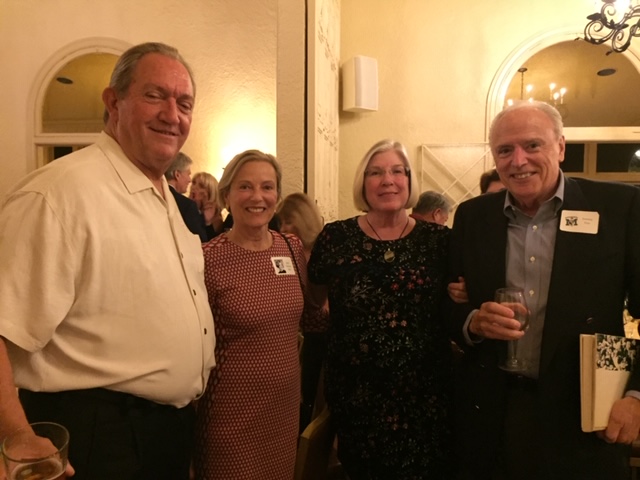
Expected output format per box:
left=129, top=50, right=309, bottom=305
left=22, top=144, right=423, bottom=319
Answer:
left=193, top=232, right=306, bottom=480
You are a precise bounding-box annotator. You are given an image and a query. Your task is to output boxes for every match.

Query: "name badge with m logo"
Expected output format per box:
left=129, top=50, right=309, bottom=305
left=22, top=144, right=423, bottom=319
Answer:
left=560, top=210, right=599, bottom=234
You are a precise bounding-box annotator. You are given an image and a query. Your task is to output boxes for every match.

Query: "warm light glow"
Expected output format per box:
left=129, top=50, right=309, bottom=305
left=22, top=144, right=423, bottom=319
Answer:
left=507, top=68, right=568, bottom=112
left=618, top=0, right=632, bottom=11
left=202, top=99, right=276, bottom=182
left=594, top=0, right=632, bottom=9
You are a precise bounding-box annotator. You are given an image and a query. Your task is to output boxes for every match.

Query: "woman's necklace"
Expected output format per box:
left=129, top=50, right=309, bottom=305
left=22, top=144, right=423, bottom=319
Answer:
left=365, top=216, right=410, bottom=263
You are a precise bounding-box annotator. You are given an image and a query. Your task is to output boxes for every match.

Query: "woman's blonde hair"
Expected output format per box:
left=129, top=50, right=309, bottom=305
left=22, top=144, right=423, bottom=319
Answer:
left=217, top=150, right=282, bottom=209
left=352, top=139, right=419, bottom=212
left=276, top=193, right=324, bottom=251
left=191, top=172, right=218, bottom=202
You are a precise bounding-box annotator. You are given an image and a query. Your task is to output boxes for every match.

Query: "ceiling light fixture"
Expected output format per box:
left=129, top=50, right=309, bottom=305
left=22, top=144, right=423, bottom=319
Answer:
left=584, top=0, right=640, bottom=54
left=505, top=67, right=568, bottom=117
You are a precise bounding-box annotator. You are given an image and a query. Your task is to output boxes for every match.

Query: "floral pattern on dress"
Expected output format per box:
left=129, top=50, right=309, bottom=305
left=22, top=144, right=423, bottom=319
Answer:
left=308, top=217, right=453, bottom=480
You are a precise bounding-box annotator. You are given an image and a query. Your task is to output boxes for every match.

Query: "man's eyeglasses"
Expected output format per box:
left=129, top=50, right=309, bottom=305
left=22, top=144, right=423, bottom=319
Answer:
left=364, top=166, right=410, bottom=179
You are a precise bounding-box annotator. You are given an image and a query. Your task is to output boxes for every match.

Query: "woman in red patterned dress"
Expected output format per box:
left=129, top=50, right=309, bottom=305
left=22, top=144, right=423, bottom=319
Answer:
left=193, top=150, right=324, bottom=479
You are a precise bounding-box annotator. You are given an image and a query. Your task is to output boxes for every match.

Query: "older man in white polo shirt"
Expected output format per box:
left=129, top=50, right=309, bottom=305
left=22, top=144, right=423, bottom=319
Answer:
left=0, top=42, right=215, bottom=480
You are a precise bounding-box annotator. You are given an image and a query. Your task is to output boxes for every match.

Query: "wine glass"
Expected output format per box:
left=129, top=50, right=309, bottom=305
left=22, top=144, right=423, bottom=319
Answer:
left=495, top=287, right=530, bottom=372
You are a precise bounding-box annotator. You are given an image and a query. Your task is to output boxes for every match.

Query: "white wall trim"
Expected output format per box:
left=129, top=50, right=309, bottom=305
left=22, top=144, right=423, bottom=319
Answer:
left=27, top=37, right=131, bottom=170
left=485, top=26, right=640, bottom=141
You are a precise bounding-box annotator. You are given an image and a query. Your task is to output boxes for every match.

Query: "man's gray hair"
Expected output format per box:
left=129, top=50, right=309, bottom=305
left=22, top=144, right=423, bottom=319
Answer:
left=165, top=152, right=193, bottom=181
left=103, top=42, right=195, bottom=123
left=489, top=100, right=563, bottom=147
left=413, top=190, right=451, bottom=215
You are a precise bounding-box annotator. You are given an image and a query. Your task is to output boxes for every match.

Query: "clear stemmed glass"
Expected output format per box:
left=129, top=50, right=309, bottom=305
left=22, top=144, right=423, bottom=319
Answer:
left=495, top=287, right=530, bottom=372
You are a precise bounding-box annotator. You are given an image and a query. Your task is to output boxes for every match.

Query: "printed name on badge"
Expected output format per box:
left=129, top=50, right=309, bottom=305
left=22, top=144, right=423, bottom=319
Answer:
left=272, top=257, right=295, bottom=275
left=559, top=210, right=599, bottom=235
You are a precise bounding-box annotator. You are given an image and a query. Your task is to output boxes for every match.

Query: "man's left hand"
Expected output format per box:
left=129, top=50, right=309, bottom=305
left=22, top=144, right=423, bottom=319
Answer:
left=600, top=396, right=640, bottom=444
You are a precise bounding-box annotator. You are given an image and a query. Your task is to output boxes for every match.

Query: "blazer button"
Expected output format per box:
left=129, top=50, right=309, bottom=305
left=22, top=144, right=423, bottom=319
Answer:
left=585, top=317, right=594, bottom=325
left=474, top=405, right=481, bottom=410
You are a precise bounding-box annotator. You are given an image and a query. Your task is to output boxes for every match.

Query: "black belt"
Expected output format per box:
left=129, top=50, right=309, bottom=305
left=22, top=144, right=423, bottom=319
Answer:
left=505, top=374, right=538, bottom=393
left=20, top=388, right=179, bottom=412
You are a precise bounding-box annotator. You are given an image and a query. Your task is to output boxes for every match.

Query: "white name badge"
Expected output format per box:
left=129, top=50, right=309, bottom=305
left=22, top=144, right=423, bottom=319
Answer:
left=559, top=210, right=599, bottom=234
left=272, top=256, right=295, bottom=275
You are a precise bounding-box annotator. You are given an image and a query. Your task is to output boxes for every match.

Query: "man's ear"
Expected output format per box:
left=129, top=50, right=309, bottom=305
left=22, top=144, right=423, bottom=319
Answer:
left=558, top=135, right=566, bottom=164
left=102, top=87, right=119, bottom=123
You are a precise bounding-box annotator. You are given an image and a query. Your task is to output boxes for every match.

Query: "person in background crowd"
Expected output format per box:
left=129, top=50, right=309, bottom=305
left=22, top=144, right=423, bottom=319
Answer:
left=277, top=192, right=329, bottom=431
left=411, top=190, right=451, bottom=225
left=193, top=150, right=326, bottom=480
left=0, top=42, right=214, bottom=480
left=308, top=139, right=455, bottom=479
left=449, top=100, right=640, bottom=480
left=190, top=171, right=224, bottom=240
left=277, top=192, right=324, bottom=259
left=166, top=152, right=208, bottom=242
left=479, top=167, right=505, bottom=194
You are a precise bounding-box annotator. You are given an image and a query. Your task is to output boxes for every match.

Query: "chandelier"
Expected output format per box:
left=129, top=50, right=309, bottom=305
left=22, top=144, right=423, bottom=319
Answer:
left=584, top=0, right=640, bottom=54
left=505, top=67, right=568, bottom=116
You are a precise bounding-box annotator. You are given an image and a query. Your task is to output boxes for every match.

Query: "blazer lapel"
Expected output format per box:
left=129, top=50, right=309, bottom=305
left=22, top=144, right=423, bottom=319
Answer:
left=539, top=177, right=599, bottom=375
left=469, top=193, right=509, bottom=303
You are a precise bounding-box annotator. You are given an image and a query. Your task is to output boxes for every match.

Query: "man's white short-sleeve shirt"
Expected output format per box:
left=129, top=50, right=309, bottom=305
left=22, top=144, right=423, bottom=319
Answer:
left=0, top=132, right=215, bottom=408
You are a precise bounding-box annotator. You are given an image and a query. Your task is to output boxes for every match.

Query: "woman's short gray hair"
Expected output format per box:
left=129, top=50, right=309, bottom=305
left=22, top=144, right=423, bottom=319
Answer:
left=352, top=139, right=419, bottom=212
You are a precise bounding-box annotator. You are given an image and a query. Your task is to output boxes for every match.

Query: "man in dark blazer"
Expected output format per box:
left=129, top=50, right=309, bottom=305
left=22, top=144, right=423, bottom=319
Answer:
left=166, top=152, right=208, bottom=242
left=449, top=100, right=640, bottom=479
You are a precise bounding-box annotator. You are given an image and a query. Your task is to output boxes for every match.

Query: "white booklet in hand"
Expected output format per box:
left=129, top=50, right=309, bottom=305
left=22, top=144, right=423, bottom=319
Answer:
left=580, top=333, right=638, bottom=432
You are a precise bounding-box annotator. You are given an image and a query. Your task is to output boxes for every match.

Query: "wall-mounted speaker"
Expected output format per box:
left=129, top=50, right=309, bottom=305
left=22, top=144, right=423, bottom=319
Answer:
left=342, top=56, right=378, bottom=112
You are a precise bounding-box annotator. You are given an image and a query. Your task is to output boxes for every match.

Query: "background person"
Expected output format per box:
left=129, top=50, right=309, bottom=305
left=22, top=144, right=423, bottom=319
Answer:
left=193, top=151, right=325, bottom=479
left=479, top=167, right=505, bottom=194
left=277, top=192, right=329, bottom=431
left=449, top=100, right=640, bottom=480
left=0, top=42, right=214, bottom=480
left=165, top=151, right=208, bottom=242
left=410, top=190, right=451, bottom=225
left=190, top=171, right=224, bottom=239
left=308, top=139, right=454, bottom=479
left=277, top=192, right=324, bottom=260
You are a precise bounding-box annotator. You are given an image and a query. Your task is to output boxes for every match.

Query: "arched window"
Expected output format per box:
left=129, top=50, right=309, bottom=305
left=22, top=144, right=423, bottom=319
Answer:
left=488, top=29, right=640, bottom=184
left=30, top=38, right=129, bottom=168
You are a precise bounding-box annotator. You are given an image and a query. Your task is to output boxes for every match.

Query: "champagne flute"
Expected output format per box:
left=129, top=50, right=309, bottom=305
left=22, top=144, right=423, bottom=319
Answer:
left=495, top=287, right=530, bottom=372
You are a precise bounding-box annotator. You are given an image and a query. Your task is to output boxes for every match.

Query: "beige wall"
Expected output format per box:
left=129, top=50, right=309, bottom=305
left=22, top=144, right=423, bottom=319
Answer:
left=338, top=0, right=596, bottom=219
left=0, top=0, right=279, bottom=197
left=1, top=0, right=626, bottom=217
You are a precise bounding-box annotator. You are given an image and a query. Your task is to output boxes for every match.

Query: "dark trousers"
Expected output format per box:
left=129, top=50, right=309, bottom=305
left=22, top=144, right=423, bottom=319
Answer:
left=19, top=389, right=195, bottom=480
left=493, top=378, right=629, bottom=480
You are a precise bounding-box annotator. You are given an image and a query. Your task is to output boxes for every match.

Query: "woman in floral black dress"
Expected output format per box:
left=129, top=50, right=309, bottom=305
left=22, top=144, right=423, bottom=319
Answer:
left=308, top=140, right=453, bottom=479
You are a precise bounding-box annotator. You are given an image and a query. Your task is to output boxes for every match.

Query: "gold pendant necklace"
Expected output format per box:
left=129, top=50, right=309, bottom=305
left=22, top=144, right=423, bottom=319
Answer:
left=365, top=216, right=410, bottom=263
